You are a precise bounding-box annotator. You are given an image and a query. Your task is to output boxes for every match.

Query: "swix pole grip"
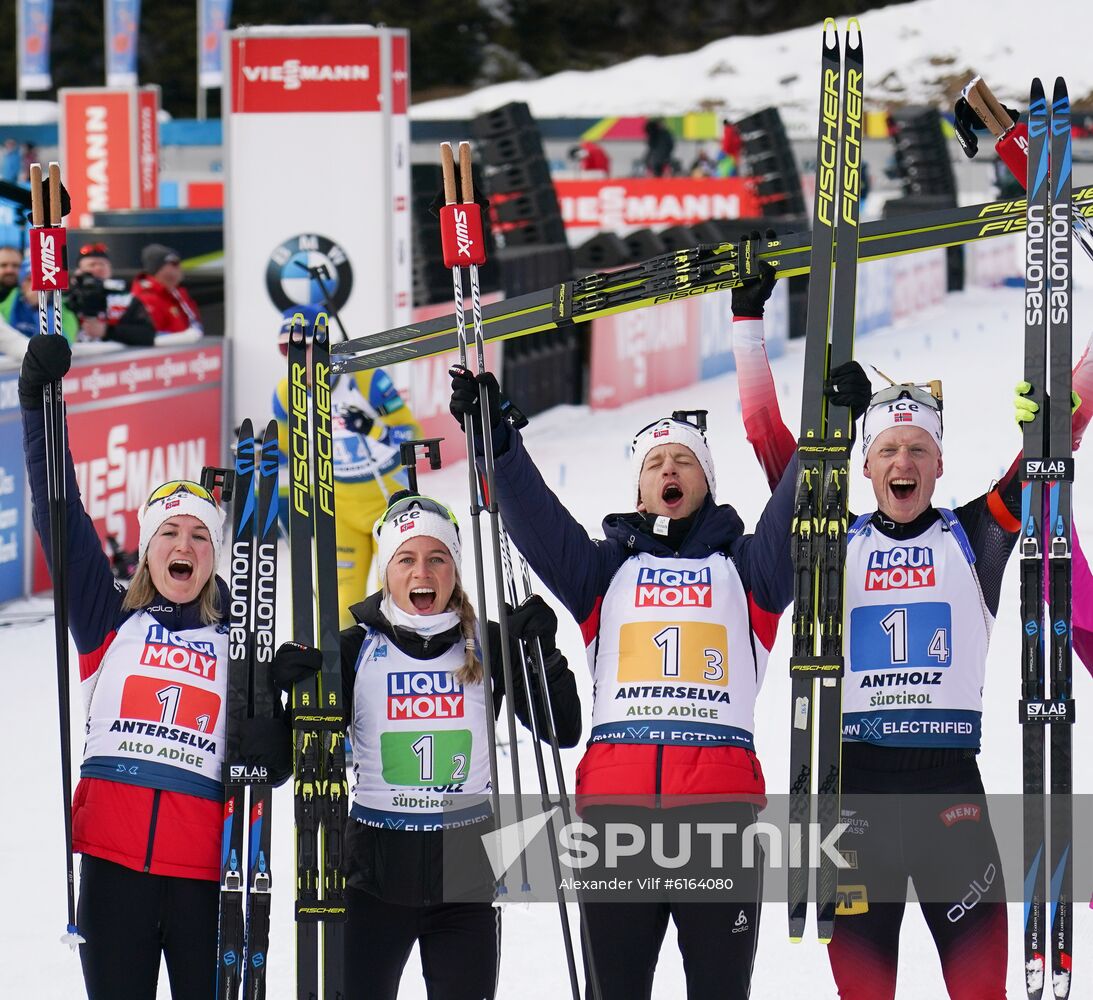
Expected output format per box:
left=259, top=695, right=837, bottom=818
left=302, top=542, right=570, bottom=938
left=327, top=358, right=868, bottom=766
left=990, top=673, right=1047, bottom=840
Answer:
left=439, top=202, right=487, bottom=268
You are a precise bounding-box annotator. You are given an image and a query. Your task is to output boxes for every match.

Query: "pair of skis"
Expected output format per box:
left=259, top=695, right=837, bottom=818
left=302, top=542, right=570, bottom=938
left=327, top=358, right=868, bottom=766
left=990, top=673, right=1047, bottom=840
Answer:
left=286, top=312, right=349, bottom=1000
left=329, top=187, right=1093, bottom=376
left=212, top=419, right=280, bottom=1000
left=1019, top=77, right=1074, bottom=1000
left=788, top=18, right=862, bottom=943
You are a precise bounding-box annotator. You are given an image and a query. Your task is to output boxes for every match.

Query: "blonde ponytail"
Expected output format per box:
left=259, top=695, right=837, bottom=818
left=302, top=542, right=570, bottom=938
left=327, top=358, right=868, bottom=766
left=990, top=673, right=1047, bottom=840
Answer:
left=451, top=583, right=483, bottom=685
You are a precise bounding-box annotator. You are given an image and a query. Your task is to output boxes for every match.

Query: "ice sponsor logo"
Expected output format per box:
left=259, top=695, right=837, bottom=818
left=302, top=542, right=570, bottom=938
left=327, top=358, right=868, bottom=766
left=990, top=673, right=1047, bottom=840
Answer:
left=864, top=547, right=935, bottom=590
left=634, top=566, right=712, bottom=608
left=242, top=59, right=370, bottom=91
left=387, top=671, right=465, bottom=720
left=140, top=624, right=217, bottom=679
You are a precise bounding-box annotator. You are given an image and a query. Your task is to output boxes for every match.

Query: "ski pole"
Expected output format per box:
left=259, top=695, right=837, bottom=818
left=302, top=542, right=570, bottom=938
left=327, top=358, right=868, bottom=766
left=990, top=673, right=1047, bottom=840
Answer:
left=453, top=140, right=532, bottom=891
left=28, top=162, right=83, bottom=948
left=497, top=525, right=589, bottom=1000
left=438, top=141, right=504, bottom=873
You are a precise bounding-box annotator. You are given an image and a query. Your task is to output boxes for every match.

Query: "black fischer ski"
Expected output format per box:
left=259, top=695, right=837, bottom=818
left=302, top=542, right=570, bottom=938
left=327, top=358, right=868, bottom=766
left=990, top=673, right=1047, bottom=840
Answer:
left=288, top=311, right=347, bottom=1000
left=330, top=187, right=1093, bottom=375
left=243, top=420, right=282, bottom=1000
left=216, top=421, right=256, bottom=1000
left=287, top=316, right=322, bottom=1000
left=1019, top=77, right=1075, bottom=1000
left=310, top=315, right=349, bottom=999
left=788, top=16, right=861, bottom=943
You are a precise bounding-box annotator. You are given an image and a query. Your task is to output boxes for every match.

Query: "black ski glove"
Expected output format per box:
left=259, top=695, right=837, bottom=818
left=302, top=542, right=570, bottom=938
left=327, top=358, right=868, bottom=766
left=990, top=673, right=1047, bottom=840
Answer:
left=343, top=405, right=374, bottom=436
left=19, top=334, right=72, bottom=410
left=449, top=366, right=504, bottom=431
left=272, top=641, right=323, bottom=694
left=236, top=717, right=294, bottom=788
left=824, top=360, right=872, bottom=422
left=731, top=230, right=778, bottom=318
left=506, top=594, right=559, bottom=657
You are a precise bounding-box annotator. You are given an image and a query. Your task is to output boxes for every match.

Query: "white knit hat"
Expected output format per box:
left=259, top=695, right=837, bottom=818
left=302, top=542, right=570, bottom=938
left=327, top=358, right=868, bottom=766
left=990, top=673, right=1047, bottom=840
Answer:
left=376, top=495, right=462, bottom=585
left=631, top=418, right=716, bottom=505
left=862, top=396, right=944, bottom=458
left=138, top=483, right=225, bottom=567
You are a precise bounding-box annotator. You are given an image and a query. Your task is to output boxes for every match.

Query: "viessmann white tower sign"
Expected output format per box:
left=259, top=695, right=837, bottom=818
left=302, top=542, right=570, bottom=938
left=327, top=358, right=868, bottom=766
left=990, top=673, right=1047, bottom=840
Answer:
left=224, top=25, right=411, bottom=427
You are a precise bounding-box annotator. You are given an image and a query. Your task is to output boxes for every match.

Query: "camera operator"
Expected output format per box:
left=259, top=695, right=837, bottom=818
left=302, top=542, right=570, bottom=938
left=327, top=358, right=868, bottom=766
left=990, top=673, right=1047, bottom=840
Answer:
left=71, top=243, right=157, bottom=347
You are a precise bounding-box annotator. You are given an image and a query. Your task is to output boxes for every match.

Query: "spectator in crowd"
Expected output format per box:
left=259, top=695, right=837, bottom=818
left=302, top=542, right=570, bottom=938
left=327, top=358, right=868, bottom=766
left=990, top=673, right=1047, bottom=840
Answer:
left=689, top=148, right=716, bottom=177
left=1, top=140, right=20, bottom=184
left=0, top=257, right=77, bottom=363
left=0, top=245, right=22, bottom=293
left=71, top=243, right=158, bottom=347
left=568, top=141, right=611, bottom=175
left=643, top=117, right=676, bottom=177
left=131, top=243, right=203, bottom=337
left=717, top=118, right=743, bottom=177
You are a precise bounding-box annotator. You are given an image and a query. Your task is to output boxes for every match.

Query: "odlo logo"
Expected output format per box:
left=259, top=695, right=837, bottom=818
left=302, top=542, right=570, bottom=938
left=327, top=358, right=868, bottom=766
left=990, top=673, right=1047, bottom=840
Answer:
left=731, top=910, right=749, bottom=934
left=635, top=566, right=713, bottom=608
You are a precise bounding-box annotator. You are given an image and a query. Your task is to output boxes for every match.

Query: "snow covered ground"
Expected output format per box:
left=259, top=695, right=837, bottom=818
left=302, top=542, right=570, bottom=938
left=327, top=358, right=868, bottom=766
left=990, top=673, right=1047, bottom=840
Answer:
left=3, top=263, right=1092, bottom=997
left=414, top=0, right=1093, bottom=137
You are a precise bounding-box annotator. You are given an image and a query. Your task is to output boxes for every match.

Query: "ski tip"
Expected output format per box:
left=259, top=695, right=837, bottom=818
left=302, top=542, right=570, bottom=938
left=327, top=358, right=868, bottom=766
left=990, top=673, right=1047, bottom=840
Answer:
left=1052, top=76, right=1069, bottom=100
left=1030, top=77, right=1045, bottom=100
left=822, top=17, right=838, bottom=46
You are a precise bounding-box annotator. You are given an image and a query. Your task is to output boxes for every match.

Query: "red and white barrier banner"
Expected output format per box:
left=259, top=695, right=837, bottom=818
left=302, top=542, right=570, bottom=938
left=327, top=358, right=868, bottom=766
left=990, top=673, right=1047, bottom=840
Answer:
left=58, top=85, right=159, bottom=228
left=890, top=249, right=947, bottom=323
left=225, top=25, right=412, bottom=430
left=588, top=299, right=701, bottom=409
left=136, top=86, right=160, bottom=209
left=556, top=177, right=761, bottom=235
left=33, top=344, right=224, bottom=592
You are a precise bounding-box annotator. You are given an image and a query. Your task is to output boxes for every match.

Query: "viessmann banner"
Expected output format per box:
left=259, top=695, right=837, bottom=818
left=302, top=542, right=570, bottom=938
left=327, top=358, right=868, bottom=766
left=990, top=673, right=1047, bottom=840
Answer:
left=225, top=26, right=412, bottom=430
left=58, top=86, right=161, bottom=228
left=555, top=177, right=762, bottom=235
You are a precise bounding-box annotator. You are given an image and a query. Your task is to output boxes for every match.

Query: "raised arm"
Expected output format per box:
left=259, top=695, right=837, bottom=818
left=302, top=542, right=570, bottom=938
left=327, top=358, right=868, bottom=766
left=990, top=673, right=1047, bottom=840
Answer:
left=21, top=339, right=124, bottom=657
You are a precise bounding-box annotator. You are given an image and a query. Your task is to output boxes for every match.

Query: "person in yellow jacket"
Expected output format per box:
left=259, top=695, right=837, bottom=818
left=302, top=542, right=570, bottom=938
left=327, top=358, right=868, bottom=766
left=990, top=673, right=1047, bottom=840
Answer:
left=272, top=305, right=422, bottom=626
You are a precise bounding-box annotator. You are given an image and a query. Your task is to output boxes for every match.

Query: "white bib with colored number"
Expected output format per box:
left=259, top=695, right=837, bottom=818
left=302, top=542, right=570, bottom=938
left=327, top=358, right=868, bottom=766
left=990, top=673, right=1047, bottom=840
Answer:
left=81, top=611, right=228, bottom=800
left=350, top=631, right=492, bottom=831
left=842, top=514, right=990, bottom=748
left=588, top=553, right=763, bottom=749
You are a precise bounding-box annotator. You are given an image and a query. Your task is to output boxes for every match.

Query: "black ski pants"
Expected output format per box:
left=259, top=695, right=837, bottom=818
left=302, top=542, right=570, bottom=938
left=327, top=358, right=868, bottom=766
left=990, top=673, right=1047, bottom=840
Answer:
left=345, top=885, right=500, bottom=1000
left=578, top=803, right=764, bottom=1000
left=77, top=854, right=218, bottom=1000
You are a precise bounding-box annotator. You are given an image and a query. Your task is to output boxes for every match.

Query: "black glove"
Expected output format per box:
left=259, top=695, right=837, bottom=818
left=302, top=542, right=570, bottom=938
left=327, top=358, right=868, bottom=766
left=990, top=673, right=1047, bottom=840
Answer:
left=236, top=717, right=294, bottom=788
left=824, top=361, right=872, bottom=422
left=272, top=641, right=322, bottom=694
left=449, top=366, right=504, bottom=431
left=343, top=405, right=374, bottom=436
left=506, top=594, right=558, bottom=656
left=731, top=231, right=778, bottom=318
left=18, top=334, right=72, bottom=410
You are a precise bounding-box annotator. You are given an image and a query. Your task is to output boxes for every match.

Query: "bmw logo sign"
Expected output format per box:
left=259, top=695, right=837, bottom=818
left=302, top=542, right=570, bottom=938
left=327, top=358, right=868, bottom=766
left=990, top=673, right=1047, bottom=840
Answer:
left=265, top=234, right=354, bottom=312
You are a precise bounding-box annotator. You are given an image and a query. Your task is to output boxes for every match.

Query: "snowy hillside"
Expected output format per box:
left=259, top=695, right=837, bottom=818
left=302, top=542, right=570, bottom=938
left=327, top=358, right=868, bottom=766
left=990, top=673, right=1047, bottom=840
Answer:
left=414, top=0, right=1092, bottom=136
left=3, top=270, right=1092, bottom=998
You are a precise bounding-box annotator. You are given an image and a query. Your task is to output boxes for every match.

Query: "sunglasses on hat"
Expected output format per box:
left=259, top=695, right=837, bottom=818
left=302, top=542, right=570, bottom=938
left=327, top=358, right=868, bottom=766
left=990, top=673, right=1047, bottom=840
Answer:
left=869, top=368, right=944, bottom=420
left=632, top=409, right=709, bottom=448
left=378, top=493, right=460, bottom=533
left=145, top=480, right=216, bottom=506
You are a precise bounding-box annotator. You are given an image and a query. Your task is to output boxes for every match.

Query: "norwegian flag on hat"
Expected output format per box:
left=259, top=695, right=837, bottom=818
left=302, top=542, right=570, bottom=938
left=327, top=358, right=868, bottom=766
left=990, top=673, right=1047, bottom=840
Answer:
left=894, top=412, right=912, bottom=423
